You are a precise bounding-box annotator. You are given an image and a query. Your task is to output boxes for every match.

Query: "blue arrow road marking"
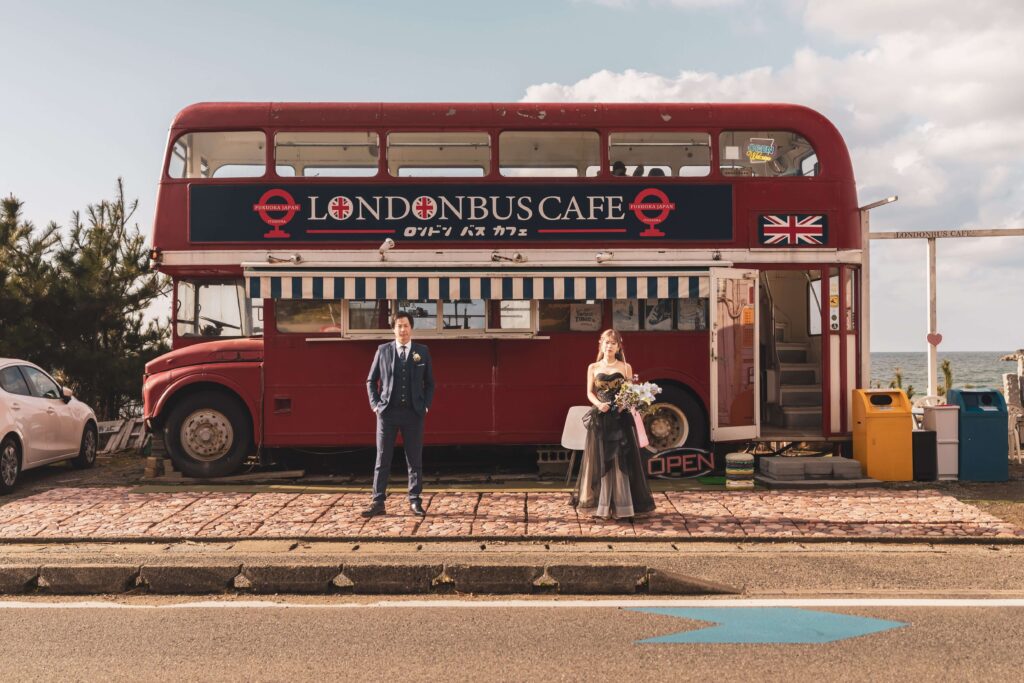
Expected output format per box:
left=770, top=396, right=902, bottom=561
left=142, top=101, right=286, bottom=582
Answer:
left=632, top=608, right=907, bottom=644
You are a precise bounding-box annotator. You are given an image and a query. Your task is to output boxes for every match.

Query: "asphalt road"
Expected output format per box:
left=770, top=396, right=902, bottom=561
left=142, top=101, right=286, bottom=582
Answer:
left=1, top=596, right=1022, bottom=681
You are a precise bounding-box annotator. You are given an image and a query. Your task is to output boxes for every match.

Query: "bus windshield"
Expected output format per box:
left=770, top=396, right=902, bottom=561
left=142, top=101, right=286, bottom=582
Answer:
left=175, top=279, right=261, bottom=338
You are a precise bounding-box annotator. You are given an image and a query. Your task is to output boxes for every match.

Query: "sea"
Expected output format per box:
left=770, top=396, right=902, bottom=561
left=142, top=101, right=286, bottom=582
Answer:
left=870, top=351, right=1019, bottom=393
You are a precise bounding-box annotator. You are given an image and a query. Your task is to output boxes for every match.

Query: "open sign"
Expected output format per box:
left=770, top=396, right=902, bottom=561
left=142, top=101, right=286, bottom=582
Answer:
left=645, top=447, right=716, bottom=479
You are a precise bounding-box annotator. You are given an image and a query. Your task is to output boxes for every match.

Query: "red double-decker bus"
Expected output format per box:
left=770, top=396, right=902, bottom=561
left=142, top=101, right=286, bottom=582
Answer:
left=142, top=102, right=862, bottom=477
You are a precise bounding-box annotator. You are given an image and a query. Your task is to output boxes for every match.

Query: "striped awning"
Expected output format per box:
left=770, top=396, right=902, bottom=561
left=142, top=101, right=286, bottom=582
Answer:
left=244, top=270, right=709, bottom=301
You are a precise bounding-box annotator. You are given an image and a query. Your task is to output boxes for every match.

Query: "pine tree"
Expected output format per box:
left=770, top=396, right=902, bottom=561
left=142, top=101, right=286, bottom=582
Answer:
left=48, top=179, right=170, bottom=419
left=0, top=195, right=61, bottom=364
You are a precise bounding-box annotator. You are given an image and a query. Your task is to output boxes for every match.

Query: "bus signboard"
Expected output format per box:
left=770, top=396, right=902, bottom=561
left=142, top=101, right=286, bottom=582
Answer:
left=189, top=183, right=734, bottom=243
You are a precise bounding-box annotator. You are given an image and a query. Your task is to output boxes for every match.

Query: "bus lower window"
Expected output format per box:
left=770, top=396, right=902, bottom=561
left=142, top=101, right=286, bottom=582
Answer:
left=168, top=131, right=266, bottom=179
left=539, top=300, right=601, bottom=332
left=348, top=300, right=390, bottom=330
left=275, top=131, right=379, bottom=177
left=443, top=300, right=485, bottom=330
left=175, top=280, right=250, bottom=337
left=276, top=300, right=342, bottom=333
left=489, top=301, right=532, bottom=330
left=539, top=301, right=571, bottom=332
left=677, top=298, right=708, bottom=331
left=719, top=130, right=818, bottom=178
left=499, top=131, right=600, bottom=177
left=643, top=299, right=674, bottom=331
left=612, top=298, right=706, bottom=331
left=609, top=132, right=711, bottom=178
left=396, top=300, right=438, bottom=331
left=388, top=132, right=490, bottom=177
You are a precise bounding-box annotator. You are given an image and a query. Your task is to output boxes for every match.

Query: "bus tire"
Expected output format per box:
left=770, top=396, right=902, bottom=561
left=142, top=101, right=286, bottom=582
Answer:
left=165, top=391, right=251, bottom=478
left=644, top=386, right=708, bottom=452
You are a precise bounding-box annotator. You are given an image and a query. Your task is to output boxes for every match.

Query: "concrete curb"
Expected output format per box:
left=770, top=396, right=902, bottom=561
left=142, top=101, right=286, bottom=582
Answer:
left=547, top=564, right=647, bottom=594
left=139, top=564, right=241, bottom=594
left=0, top=565, right=40, bottom=594
left=237, top=564, right=343, bottom=594
left=0, top=562, right=743, bottom=596
left=37, top=564, right=139, bottom=595
left=0, top=534, right=1020, bottom=545
left=343, top=563, right=444, bottom=594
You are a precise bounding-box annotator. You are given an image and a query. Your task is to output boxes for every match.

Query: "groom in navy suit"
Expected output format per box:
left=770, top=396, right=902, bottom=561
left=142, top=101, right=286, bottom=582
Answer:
left=363, top=311, right=435, bottom=517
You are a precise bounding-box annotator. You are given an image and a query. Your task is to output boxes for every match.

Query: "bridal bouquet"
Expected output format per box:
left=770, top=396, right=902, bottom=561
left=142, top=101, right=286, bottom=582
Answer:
left=614, top=378, right=662, bottom=415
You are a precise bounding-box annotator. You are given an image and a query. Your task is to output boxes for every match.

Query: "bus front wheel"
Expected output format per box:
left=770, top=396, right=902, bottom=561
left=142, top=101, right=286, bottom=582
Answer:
left=165, top=391, right=252, bottom=478
left=644, top=387, right=707, bottom=451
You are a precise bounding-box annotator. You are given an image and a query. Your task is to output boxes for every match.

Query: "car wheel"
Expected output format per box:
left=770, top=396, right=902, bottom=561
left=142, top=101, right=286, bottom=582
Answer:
left=0, top=436, right=21, bottom=494
left=643, top=386, right=708, bottom=452
left=71, top=423, right=98, bottom=469
left=165, top=391, right=252, bottom=478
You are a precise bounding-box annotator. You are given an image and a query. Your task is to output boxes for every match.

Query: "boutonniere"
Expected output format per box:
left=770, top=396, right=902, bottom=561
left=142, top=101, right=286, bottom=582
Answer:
left=412, top=352, right=422, bottom=362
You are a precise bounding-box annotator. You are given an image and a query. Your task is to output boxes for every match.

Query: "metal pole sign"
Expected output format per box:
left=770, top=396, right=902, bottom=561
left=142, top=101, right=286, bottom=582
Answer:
left=868, top=227, right=1024, bottom=397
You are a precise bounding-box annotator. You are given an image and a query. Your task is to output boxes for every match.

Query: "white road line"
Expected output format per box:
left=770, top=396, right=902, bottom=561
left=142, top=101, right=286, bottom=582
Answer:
left=2, top=598, right=1024, bottom=609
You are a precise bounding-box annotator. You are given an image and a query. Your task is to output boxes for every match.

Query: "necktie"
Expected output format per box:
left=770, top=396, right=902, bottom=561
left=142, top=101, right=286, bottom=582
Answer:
left=399, top=346, right=407, bottom=362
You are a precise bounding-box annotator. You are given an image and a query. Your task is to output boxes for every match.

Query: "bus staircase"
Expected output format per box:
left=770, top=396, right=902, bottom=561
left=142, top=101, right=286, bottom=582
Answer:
left=764, top=323, right=823, bottom=438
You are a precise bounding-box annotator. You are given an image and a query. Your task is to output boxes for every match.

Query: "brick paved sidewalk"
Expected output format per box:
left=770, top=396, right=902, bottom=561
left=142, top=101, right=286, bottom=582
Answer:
left=1, top=487, right=1022, bottom=541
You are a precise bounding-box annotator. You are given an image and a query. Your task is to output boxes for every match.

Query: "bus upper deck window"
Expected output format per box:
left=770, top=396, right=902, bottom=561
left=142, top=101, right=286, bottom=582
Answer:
left=387, top=132, right=490, bottom=177
left=499, top=131, right=600, bottom=177
left=719, top=130, right=818, bottom=178
left=168, top=131, right=266, bottom=179
left=608, top=132, right=710, bottom=178
left=275, top=131, right=379, bottom=177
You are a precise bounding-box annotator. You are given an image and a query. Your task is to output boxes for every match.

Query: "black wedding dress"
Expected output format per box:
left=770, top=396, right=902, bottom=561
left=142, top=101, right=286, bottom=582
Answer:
left=577, top=372, right=657, bottom=519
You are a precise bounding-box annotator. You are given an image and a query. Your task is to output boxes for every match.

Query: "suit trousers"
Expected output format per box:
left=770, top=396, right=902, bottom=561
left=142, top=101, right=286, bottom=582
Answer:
left=372, top=404, right=424, bottom=503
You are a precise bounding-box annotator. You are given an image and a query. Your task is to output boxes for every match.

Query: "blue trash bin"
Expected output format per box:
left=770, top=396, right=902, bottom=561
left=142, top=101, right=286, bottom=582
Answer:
left=946, top=388, right=1009, bottom=482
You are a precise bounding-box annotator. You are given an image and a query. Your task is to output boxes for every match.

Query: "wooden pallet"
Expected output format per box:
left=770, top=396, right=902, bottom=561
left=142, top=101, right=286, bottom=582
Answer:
left=97, top=418, right=147, bottom=454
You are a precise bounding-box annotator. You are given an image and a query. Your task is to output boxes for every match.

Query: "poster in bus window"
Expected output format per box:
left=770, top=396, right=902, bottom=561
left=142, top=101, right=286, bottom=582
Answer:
left=570, top=303, right=602, bottom=332
left=612, top=300, right=640, bottom=331
left=539, top=302, right=571, bottom=332
left=676, top=298, right=707, bottom=331
left=643, top=299, right=674, bottom=331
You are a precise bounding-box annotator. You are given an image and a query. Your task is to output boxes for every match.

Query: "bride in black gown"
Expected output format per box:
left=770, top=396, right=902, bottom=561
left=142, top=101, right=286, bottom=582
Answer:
left=577, top=329, right=656, bottom=519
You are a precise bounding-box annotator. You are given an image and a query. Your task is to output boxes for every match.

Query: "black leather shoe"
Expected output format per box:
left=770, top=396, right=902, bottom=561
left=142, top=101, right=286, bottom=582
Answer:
left=410, top=500, right=426, bottom=516
left=360, top=502, right=386, bottom=518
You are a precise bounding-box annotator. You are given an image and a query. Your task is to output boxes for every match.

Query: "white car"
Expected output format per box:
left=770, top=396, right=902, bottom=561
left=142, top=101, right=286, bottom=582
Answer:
left=0, top=359, right=98, bottom=493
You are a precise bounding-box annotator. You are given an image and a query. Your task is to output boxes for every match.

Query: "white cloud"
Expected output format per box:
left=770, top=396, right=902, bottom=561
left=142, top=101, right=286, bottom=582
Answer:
left=526, top=1, right=1024, bottom=349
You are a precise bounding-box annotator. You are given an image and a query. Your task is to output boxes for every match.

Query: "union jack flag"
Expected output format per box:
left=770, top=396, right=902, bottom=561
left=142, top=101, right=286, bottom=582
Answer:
left=759, top=214, right=828, bottom=246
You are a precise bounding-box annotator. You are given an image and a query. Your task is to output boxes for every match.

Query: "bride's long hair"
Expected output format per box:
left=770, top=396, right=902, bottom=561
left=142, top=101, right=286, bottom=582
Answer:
left=595, top=329, right=627, bottom=363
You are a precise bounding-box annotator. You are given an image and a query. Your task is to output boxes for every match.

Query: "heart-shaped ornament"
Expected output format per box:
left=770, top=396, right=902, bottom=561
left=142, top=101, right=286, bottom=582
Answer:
left=927, top=333, right=943, bottom=346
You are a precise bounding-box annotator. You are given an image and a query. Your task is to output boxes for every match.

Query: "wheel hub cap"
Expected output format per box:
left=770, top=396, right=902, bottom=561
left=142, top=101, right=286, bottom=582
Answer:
left=1, top=445, right=17, bottom=486
left=84, top=431, right=96, bottom=462
left=644, top=405, right=690, bottom=450
left=181, top=409, right=233, bottom=462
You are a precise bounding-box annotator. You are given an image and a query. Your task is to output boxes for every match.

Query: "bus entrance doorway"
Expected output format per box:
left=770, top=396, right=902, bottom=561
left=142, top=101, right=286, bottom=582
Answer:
left=760, top=269, right=825, bottom=439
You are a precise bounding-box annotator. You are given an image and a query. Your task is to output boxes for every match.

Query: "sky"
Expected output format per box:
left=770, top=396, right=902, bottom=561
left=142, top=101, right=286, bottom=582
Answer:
left=1, top=0, right=1022, bottom=351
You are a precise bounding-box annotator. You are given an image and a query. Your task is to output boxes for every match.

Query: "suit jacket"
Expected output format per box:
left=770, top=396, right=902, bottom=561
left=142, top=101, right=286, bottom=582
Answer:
left=366, top=341, right=435, bottom=416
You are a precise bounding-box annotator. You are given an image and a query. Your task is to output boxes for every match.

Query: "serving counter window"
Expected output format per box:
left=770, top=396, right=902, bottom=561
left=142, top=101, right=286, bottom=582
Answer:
left=276, top=300, right=341, bottom=333
left=539, top=301, right=603, bottom=332
left=348, top=299, right=391, bottom=330
left=612, top=298, right=708, bottom=332
left=264, top=289, right=706, bottom=338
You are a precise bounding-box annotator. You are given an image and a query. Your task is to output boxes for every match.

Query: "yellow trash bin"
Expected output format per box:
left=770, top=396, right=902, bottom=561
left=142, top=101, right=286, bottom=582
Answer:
left=852, top=389, right=914, bottom=481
